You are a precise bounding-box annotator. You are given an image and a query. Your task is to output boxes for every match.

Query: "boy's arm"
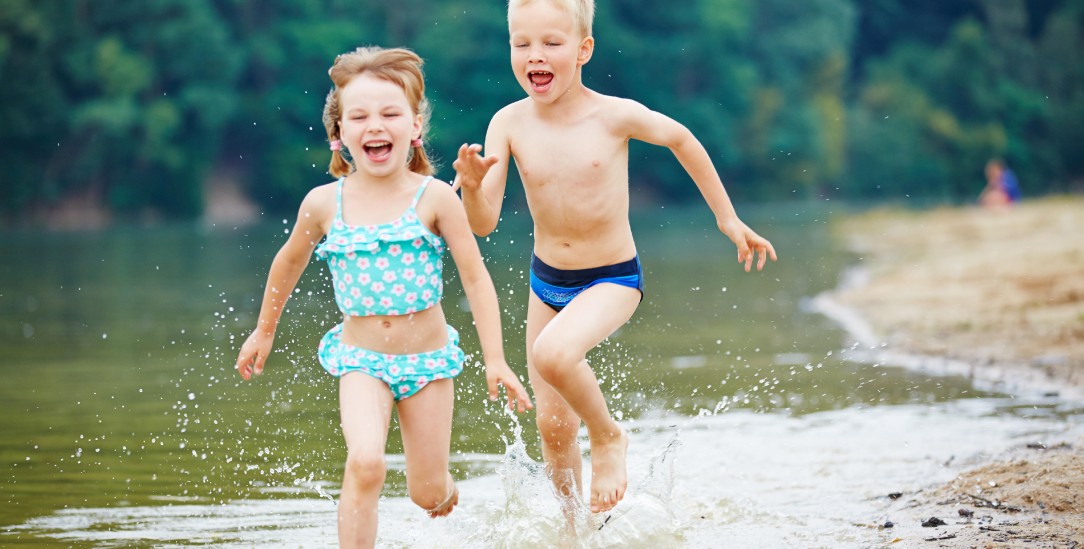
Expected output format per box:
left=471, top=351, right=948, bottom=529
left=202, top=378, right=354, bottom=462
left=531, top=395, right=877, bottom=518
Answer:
left=432, top=184, right=532, bottom=412
left=453, top=109, right=512, bottom=236
left=620, top=99, right=778, bottom=271
left=236, top=188, right=329, bottom=379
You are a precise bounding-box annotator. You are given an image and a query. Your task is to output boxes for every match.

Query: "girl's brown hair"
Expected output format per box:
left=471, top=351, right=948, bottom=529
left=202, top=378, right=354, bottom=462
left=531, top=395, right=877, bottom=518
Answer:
left=322, top=47, right=434, bottom=177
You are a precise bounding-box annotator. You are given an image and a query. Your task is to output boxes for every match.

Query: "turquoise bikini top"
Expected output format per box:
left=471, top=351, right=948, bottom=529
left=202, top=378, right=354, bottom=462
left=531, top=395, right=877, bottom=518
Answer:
left=314, top=177, right=444, bottom=317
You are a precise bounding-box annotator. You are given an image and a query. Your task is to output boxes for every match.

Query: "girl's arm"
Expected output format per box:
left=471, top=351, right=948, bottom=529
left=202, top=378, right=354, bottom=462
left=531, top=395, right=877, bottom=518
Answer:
left=431, top=183, right=533, bottom=411
left=236, top=187, right=331, bottom=380
left=453, top=106, right=513, bottom=237
left=620, top=99, right=778, bottom=271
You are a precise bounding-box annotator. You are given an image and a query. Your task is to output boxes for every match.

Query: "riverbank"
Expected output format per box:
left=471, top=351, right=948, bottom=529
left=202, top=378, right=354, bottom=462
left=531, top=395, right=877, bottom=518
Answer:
left=825, top=196, right=1084, bottom=546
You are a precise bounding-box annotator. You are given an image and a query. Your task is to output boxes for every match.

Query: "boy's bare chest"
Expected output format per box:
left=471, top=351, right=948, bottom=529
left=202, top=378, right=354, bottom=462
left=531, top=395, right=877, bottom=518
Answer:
left=509, top=122, right=623, bottom=186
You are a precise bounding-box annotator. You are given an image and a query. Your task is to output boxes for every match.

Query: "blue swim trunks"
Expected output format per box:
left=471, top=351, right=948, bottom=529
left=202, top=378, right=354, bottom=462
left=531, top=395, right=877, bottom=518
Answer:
left=529, top=253, right=644, bottom=312
left=317, top=323, right=465, bottom=400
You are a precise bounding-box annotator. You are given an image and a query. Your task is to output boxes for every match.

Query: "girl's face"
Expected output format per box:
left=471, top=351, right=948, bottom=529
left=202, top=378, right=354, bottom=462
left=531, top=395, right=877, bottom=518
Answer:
left=508, top=1, right=593, bottom=104
left=338, top=73, right=422, bottom=178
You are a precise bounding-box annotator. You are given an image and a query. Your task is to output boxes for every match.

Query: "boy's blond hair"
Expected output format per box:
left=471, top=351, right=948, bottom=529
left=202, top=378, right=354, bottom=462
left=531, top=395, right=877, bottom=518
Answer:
left=508, top=0, right=594, bottom=39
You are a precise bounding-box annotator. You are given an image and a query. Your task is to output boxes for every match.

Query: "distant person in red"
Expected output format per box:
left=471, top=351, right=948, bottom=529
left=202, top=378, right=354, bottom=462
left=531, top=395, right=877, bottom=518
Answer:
left=979, top=158, right=1021, bottom=208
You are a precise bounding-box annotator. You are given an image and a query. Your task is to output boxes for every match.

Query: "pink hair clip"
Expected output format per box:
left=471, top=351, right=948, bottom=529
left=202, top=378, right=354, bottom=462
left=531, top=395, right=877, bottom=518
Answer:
left=329, top=140, right=342, bottom=151
left=411, top=139, right=424, bottom=148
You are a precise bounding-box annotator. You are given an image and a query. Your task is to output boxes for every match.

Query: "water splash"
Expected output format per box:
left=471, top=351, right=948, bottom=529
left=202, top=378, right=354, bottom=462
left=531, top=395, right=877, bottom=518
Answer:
left=490, top=411, right=681, bottom=548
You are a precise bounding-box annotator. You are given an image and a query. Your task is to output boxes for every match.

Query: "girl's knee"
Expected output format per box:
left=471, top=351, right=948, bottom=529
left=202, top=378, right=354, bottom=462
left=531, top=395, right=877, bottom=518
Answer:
left=536, top=415, right=579, bottom=449
left=407, top=475, right=452, bottom=510
left=343, top=451, right=386, bottom=492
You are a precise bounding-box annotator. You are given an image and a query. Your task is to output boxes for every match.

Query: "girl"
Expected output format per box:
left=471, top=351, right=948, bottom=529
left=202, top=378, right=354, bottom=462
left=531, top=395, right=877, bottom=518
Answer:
left=235, top=46, right=532, bottom=547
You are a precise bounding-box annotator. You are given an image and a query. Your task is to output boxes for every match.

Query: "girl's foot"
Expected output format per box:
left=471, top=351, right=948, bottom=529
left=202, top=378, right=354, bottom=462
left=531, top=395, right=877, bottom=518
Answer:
left=426, top=479, right=459, bottom=518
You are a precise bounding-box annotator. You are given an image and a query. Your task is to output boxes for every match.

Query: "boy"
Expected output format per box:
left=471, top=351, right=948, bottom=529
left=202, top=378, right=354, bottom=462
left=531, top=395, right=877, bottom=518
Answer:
left=453, top=0, right=776, bottom=514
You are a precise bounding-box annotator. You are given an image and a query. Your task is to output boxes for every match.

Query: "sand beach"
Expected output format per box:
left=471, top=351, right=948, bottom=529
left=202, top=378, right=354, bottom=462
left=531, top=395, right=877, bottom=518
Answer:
left=827, top=196, right=1084, bottom=546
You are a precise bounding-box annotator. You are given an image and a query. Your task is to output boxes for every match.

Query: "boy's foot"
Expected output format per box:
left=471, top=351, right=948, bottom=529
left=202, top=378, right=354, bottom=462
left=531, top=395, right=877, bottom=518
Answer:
left=589, top=427, right=628, bottom=513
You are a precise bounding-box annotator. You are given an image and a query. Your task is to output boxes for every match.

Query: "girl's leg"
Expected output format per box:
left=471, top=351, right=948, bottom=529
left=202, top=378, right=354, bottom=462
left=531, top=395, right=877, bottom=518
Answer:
left=525, top=293, right=584, bottom=501
left=397, top=378, right=457, bottom=516
left=529, top=283, right=641, bottom=513
left=339, top=372, right=395, bottom=548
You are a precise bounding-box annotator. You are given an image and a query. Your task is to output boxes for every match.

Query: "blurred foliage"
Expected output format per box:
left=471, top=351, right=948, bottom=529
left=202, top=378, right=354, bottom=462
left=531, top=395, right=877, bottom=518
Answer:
left=1, top=0, right=1081, bottom=222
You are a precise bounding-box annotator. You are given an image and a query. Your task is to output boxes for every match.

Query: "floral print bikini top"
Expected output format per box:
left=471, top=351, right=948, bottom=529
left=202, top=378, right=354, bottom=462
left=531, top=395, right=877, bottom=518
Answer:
left=314, top=177, right=444, bottom=317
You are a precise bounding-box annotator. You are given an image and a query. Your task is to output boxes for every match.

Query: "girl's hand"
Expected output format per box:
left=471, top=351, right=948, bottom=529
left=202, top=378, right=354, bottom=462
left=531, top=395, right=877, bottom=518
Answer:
left=485, top=360, right=533, bottom=413
left=236, top=330, right=274, bottom=380
left=451, top=144, right=498, bottom=192
left=719, top=218, right=778, bottom=272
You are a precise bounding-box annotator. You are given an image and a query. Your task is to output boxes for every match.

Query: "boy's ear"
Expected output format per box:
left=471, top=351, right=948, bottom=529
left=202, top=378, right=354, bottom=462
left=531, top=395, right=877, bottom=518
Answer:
left=577, top=36, right=595, bottom=66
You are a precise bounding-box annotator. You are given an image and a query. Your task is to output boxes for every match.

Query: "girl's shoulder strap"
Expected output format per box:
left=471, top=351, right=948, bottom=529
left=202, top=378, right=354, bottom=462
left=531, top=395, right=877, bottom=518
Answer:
left=333, top=177, right=346, bottom=221
left=410, top=176, right=435, bottom=208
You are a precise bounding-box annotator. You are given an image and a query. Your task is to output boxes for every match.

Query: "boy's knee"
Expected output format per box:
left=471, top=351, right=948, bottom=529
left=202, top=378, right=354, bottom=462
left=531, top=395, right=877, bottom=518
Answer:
left=530, top=338, right=580, bottom=383
left=343, top=452, right=386, bottom=492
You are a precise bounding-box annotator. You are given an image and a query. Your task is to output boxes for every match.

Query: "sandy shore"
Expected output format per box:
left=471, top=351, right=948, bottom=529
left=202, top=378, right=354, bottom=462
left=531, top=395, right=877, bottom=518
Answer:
left=826, top=196, right=1084, bottom=547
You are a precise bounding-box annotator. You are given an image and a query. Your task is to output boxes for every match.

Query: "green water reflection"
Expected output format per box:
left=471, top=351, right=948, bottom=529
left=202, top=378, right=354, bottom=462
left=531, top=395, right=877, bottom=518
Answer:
left=0, top=204, right=989, bottom=537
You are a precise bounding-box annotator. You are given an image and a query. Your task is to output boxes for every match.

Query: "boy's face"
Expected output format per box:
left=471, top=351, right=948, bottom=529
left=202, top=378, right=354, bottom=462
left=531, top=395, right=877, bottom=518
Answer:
left=338, top=74, right=422, bottom=178
left=508, top=1, right=593, bottom=103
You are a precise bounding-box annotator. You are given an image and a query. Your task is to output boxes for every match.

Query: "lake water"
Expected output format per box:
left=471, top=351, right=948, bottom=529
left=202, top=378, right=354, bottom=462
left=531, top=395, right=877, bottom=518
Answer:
left=2, top=203, right=1081, bottom=547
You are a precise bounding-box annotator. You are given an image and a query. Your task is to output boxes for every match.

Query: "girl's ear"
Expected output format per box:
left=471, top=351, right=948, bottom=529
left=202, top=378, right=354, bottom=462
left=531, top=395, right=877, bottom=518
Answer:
left=413, top=113, right=424, bottom=139
left=577, top=36, right=594, bottom=66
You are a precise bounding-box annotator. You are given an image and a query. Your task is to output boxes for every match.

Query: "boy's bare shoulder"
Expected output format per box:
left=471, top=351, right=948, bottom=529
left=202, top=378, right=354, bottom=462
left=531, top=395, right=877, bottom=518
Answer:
left=492, top=99, right=532, bottom=125
left=597, top=93, right=649, bottom=117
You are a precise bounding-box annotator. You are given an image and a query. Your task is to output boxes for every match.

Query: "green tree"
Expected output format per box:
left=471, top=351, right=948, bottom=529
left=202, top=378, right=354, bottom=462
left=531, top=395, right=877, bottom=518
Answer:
left=0, top=0, right=240, bottom=219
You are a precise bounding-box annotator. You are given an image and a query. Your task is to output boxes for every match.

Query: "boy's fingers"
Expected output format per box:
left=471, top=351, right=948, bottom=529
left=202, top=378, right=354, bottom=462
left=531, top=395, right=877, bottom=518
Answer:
left=487, top=377, right=499, bottom=401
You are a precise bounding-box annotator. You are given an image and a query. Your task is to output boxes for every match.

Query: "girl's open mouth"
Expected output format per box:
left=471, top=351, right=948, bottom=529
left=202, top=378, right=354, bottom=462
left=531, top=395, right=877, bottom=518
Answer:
left=364, top=141, right=393, bottom=162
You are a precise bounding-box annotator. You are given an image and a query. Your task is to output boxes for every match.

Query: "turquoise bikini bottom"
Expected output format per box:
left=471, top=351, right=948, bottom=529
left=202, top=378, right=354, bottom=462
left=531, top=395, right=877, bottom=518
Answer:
left=317, top=323, right=465, bottom=400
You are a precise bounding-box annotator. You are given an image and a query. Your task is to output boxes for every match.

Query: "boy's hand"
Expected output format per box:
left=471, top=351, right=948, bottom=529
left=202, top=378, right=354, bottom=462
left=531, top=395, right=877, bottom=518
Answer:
left=485, top=360, right=534, bottom=412
left=236, top=330, right=274, bottom=380
left=719, top=218, right=778, bottom=272
left=451, top=144, right=498, bottom=192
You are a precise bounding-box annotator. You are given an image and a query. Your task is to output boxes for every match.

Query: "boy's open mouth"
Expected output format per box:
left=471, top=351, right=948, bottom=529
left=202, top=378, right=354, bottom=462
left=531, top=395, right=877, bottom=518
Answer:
left=364, top=141, right=393, bottom=162
left=528, top=70, right=554, bottom=90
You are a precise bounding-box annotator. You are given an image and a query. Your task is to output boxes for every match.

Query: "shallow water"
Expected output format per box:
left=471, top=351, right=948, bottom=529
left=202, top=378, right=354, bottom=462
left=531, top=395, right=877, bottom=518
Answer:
left=2, top=204, right=1080, bottom=547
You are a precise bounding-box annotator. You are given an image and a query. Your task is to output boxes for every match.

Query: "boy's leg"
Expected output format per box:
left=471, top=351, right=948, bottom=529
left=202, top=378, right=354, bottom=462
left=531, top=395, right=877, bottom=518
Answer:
left=398, top=378, right=457, bottom=517
left=339, top=372, right=396, bottom=548
left=530, top=283, right=641, bottom=513
left=525, top=293, right=583, bottom=500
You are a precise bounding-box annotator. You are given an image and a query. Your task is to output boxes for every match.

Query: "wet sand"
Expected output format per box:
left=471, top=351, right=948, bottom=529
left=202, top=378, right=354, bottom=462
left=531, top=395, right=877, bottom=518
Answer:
left=828, top=196, right=1084, bottom=546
